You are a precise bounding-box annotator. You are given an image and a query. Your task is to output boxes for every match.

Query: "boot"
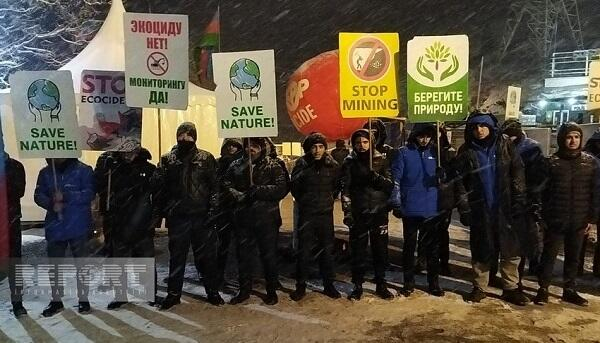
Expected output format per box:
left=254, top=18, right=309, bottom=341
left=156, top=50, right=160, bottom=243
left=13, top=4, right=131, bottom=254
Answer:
left=348, top=283, right=363, bottom=300
left=401, top=279, right=415, bottom=297
left=562, top=289, right=588, bottom=306
left=440, top=264, right=453, bottom=277
left=290, top=284, right=306, bottom=302
left=107, top=300, right=128, bottom=310
left=501, top=289, right=530, bottom=306
left=323, top=282, right=341, bottom=299
left=159, top=295, right=181, bottom=310
left=467, top=287, right=486, bottom=303
left=78, top=301, right=92, bottom=314
left=533, top=287, right=549, bottom=305
left=229, top=290, right=251, bottom=305
left=42, top=301, right=64, bottom=317
left=207, top=291, right=225, bottom=306
left=375, top=282, right=394, bottom=300
left=488, top=275, right=504, bottom=289
left=415, top=258, right=426, bottom=275
left=12, top=302, right=27, bottom=318
left=264, top=289, right=278, bottom=305
left=428, top=278, right=445, bottom=297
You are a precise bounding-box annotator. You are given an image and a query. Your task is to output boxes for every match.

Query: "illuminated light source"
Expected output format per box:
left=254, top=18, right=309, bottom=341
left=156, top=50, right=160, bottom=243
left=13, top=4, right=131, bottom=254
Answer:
left=538, top=99, right=548, bottom=108
left=567, top=98, right=576, bottom=105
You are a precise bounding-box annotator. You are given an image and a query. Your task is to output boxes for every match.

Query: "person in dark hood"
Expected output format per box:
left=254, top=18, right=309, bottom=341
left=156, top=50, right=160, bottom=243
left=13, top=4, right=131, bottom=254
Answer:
left=289, top=132, right=342, bottom=301
left=390, top=123, right=445, bottom=297
left=501, top=119, right=545, bottom=284
left=223, top=137, right=289, bottom=305
left=331, top=139, right=350, bottom=166
left=95, top=143, right=158, bottom=309
left=266, top=137, right=290, bottom=230
left=214, top=138, right=244, bottom=286
left=453, top=111, right=530, bottom=306
left=580, top=131, right=600, bottom=277
left=153, top=122, right=224, bottom=309
left=3, top=152, right=27, bottom=317
left=34, top=158, right=95, bottom=316
left=342, top=129, right=394, bottom=300
left=533, top=123, right=600, bottom=306
left=363, top=119, right=395, bottom=159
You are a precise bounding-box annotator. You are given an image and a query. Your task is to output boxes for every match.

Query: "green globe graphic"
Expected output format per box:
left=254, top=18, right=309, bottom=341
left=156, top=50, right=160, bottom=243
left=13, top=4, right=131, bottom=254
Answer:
left=27, top=79, right=60, bottom=111
left=229, top=58, right=260, bottom=90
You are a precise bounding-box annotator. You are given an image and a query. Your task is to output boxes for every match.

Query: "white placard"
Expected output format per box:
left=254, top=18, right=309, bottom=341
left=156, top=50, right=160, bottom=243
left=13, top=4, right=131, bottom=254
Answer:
left=505, top=86, right=522, bottom=120
left=124, top=12, right=189, bottom=110
left=9, top=70, right=81, bottom=158
left=213, top=50, right=278, bottom=138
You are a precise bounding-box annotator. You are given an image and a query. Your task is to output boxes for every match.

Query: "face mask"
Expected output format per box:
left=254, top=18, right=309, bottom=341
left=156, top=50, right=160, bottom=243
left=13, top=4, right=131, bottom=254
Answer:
left=177, top=140, right=195, bottom=153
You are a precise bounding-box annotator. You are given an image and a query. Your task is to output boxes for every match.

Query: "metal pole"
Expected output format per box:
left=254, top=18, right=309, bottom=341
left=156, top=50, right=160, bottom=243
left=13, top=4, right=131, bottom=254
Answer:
left=157, top=108, right=162, bottom=158
left=106, top=169, right=112, bottom=211
left=476, top=56, right=484, bottom=109
left=368, top=117, right=373, bottom=171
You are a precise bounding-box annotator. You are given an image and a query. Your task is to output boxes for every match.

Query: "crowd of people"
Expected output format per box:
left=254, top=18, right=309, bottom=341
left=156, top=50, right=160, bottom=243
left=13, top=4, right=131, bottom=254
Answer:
left=4, top=110, right=600, bottom=318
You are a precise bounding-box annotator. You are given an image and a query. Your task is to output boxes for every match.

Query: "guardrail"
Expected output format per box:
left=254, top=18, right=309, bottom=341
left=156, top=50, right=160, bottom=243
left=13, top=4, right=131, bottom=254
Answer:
left=547, top=49, right=600, bottom=78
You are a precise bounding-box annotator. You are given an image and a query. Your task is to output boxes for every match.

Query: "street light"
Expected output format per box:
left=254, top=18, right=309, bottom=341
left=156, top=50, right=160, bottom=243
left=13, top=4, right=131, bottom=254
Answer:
left=567, top=98, right=577, bottom=105
left=538, top=99, right=548, bottom=108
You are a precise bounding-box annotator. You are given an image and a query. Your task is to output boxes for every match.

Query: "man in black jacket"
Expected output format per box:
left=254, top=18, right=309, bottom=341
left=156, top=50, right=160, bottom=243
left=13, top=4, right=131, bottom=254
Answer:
left=342, top=129, right=394, bottom=300
left=223, top=137, right=289, bottom=305
left=95, top=143, right=158, bottom=309
left=153, top=122, right=224, bottom=309
left=214, top=138, right=244, bottom=287
left=290, top=132, right=342, bottom=301
left=579, top=131, right=600, bottom=277
left=534, top=123, right=600, bottom=306
left=453, top=111, right=530, bottom=306
left=4, top=152, right=27, bottom=317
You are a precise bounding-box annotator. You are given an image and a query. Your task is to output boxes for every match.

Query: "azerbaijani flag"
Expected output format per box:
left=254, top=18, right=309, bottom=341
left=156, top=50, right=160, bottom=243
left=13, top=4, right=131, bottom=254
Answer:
left=195, top=8, right=220, bottom=90
left=0, top=115, right=9, bottom=263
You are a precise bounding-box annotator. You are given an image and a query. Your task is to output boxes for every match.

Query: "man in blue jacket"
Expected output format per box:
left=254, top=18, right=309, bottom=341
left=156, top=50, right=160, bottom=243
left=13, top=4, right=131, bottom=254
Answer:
left=390, top=123, right=445, bottom=296
left=34, top=158, right=95, bottom=316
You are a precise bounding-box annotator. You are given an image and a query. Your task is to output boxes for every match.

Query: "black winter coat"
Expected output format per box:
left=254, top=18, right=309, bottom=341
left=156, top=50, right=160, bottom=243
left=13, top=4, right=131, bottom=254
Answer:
left=5, top=153, right=25, bottom=224
left=223, top=153, right=289, bottom=227
left=454, top=134, right=527, bottom=261
left=341, top=150, right=393, bottom=216
left=154, top=146, right=218, bottom=219
left=291, top=153, right=341, bottom=218
left=540, top=152, right=600, bottom=232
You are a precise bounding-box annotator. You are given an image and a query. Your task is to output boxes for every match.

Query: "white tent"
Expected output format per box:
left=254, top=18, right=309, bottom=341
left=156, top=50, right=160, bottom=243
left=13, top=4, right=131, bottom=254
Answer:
left=0, top=0, right=221, bottom=221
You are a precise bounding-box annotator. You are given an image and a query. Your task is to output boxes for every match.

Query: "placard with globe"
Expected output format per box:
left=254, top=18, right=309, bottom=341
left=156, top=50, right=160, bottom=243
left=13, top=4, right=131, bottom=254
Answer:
left=9, top=70, right=81, bottom=158
left=213, top=50, right=278, bottom=138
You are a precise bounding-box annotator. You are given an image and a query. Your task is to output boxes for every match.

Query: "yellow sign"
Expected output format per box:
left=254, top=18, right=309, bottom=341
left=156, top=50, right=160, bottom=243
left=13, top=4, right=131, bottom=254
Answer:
left=339, top=33, right=399, bottom=118
left=588, top=61, right=600, bottom=110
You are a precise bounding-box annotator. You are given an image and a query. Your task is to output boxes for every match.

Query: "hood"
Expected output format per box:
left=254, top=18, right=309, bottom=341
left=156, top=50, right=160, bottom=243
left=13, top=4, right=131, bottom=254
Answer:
left=243, top=137, right=268, bottom=161
left=302, top=132, right=328, bottom=154
left=176, top=122, right=197, bottom=142
left=363, top=119, right=387, bottom=149
left=265, top=137, right=278, bottom=158
left=351, top=129, right=373, bottom=147
left=220, top=138, right=243, bottom=156
left=464, top=111, right=499, bottom=144
left=584, top=131, right=600, bottom=156
left=557, top=122, right=583, bottom=157
left=136, top=147, right=152, bottom=162
left=335, top=139, right=346, bottom=149
left=408, top=123, right=436, bottom=146
left=501, top=119, right=524, bottom=140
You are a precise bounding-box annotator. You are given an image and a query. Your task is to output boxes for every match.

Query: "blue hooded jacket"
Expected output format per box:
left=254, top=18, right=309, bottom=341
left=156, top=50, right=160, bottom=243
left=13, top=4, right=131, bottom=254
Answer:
left=390, top=124, right=439, bottom=218
left=34, top=159, right=95, bottom=242
left=467, top=114, right=499, bottom=210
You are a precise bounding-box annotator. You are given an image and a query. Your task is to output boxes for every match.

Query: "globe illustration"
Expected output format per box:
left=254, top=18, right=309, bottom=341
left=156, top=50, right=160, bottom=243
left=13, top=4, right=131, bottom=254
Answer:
left=27, top=79, right=60, bottom=111
left=229, top=58, right=260, bottom=90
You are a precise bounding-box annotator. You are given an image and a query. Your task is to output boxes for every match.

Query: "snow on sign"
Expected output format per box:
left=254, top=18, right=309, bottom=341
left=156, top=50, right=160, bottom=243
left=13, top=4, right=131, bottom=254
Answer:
left=339, top=33, right=399, bottom=118
left=407, top=35, right=469, bottom=123
left=9, top=70, right=81, bottom=159
left=124, top=13, right=189, bottom=110
left=588, top=61, right=600, bottom=111
left=79, top=70, right=142, bottom=151
left=213, top=50, right=278, bottom=138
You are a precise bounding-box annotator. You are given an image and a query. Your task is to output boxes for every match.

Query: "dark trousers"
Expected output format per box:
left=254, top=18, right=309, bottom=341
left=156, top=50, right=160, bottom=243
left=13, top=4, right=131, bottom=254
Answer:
left=578, top=234, right=600, bottom=276
left=9, top=220, right=22, bottom=304
left=518, top=214, right=544, bottom=280
left=538, top=229, right=585, bottom=290
left=112, top=233, right=156, bottom=301
left=403, top=216, right=441, bottom=285
left=216, top=215, right=235, bottom=285
left=167, top=217, right=218, bottom=297
left=47, top=236, right=90, bottom=302
left=235, top=218, right=279, bottom=292
left=350, top=212, right=389, bottom=285
left=418, top=212, right=451, bottom=268
left=295, top=213, right=335, bottom=286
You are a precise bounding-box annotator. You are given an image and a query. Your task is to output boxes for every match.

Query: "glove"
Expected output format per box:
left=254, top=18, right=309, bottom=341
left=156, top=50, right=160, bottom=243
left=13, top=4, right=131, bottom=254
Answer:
left=343, top=212, right=354, bottom=227
left=103, top=155, right=119, bottom=170
left=459, top=212, right=472, bottom=227
left=392, top=208, right=404, bottom=219
left=435, top=167, right=445, bottom=180
left=231, top=189, right=247, bottom=203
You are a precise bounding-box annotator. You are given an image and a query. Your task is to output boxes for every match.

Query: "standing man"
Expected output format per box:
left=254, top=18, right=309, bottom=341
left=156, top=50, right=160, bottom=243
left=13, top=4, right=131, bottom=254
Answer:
left=579, top=131, right=600, bottom=277
left=453, top=111, right=530, bottom=306
left=501, top=119, right=545, bottom=281
left=534, top=123, right=600, bottom=306
left=224, top=137, right=289, bottom=305
left=153, top=122, right=224, bottom=309
left=4, top=152, right=27, bottom=317
left=342, top=129, right=394, bottom=300
left=390, top=124, right=445, bottom=297
left=290, top=132, right=342, bottom=301
left=95, top=144, right=158, bottom=309
left=34, top=158, right=95, bottom=316
left=331, top=139, right=350, bottom=167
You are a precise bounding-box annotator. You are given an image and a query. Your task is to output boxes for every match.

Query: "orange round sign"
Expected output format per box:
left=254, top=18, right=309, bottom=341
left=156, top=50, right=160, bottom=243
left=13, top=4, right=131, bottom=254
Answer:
left=348, top=37, right=391, bottom=82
